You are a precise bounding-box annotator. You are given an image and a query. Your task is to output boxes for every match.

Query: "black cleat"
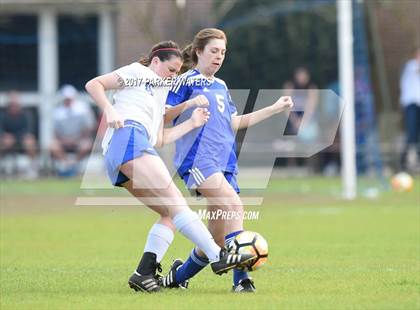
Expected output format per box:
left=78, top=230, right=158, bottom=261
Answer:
left=128, top=255, right=163, bottom=293
left=160, top=259, right=189, bottom=289
left=210, top=249, right=256, bottom=275
left=128, top=272, right=161, bottom=293
left=232, top=278, right=256, bottom=293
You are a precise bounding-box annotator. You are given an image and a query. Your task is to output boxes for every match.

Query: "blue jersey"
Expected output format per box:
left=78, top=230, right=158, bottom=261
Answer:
left=166, top=69, right=238, bottom=177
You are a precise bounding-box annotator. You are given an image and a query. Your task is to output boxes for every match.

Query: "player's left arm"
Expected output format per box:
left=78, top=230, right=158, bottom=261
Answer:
left=164, top=95, right=209, bottom=124
left=231, top=96, right=294, bottom=131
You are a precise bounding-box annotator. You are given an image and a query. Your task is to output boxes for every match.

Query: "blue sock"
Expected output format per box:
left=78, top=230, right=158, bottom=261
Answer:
left=225, top=230, right=249, bottom=286
left=175, top=248, right=209, bottom=284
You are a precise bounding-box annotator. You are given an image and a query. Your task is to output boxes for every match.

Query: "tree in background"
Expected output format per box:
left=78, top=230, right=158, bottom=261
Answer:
left=215, top=0, right=338, bottom=90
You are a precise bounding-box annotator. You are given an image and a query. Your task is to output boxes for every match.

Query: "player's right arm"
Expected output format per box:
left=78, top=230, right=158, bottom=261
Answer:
left=155, top=108, right=210, bottom=148
left=85, top=72, right=125, bottom=129
left=164, top=76, right=209, bottom=124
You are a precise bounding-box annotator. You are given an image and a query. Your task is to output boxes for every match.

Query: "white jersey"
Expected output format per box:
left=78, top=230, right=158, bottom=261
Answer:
left=101, top=62, right=169, bottom=154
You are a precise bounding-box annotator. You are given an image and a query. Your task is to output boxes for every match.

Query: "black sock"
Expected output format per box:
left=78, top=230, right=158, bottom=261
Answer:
left=136, top=252, right=157, bottom=275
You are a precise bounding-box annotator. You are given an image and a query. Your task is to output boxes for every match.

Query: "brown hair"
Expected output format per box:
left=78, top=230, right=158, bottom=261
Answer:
left=139, top=40, right=182, bottom=66
left=181, top=28, right=227, bottom=73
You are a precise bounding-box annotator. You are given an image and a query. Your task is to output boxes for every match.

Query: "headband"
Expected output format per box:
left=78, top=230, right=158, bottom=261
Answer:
left=151, top=47, right=180, bottom=54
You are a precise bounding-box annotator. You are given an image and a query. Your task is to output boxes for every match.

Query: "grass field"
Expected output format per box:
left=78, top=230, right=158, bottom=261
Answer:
left=1, top=177, right=419, bottom=309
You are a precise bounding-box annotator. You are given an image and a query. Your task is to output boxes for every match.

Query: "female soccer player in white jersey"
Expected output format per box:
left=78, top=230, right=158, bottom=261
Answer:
left=85, top=41, right=255, bottom=293
left=161, top=30, right=294, bottom=292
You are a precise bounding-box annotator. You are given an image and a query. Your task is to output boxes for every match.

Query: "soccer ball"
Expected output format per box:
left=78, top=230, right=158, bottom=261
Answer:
left=227, top=231, right=268, bottom=272
left=391, top=172, right=414, bottom=192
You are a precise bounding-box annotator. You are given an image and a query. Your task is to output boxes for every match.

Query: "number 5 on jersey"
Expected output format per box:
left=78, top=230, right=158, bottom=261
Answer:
left=215, top=94, right=225, bottom=113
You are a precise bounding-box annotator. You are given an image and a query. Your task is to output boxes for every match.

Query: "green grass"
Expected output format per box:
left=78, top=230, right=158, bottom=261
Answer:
left=1, top=177, right=419, bottom=309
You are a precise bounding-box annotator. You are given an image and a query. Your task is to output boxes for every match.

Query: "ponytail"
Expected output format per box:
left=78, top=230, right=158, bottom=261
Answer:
left=139, top=56, right=149, bottom=66
left=180, top=44, right=195, bottom=73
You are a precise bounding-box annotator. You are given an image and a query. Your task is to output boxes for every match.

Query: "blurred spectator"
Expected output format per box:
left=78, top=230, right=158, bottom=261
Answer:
left=354, top=65, right=383, bottom=176
left=283, top=67, right=319, bottom=170
left=283, top=67, right=319, bottom=139
left=50, top=84, right=95, bottom=176
left=0, top=91, right=38, bottom=177
left=399, top=48, right=420, bottom=171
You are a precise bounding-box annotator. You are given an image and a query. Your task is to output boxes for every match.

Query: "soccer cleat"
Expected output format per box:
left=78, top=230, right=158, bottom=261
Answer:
left=210, top=249, right=256, bottom=275
left=232, top=278, right=256, bottom=293
left=128, top=262, right=163, bottom=293
left=128, top=272, right=161, bottom=293
left=160, top=259, right=189, bottom=289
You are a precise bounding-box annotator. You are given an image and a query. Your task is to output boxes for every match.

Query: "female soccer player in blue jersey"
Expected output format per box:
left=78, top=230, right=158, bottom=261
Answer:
left=85, top=40, right=255, bottom=293
left=161, top=29, right=293, bottom=292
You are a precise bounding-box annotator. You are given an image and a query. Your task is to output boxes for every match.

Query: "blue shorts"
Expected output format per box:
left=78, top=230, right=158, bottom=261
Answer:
left=181, top=164, right=240, bottom=196
left=104, top=120, right=158, bottom=187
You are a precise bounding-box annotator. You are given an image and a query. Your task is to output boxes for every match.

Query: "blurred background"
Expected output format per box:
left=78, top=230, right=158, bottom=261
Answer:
left=0, top=0, right=419, bottom=196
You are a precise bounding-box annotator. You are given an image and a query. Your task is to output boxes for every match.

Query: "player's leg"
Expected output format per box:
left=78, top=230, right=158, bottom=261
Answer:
left=124, top=187, right=176, bottom=285
left=221, top=172, right=255, bottom=292
left=199, top=172, right=254, bottom=292
left=122, top=178, right=175, bottom=293
left=163, top=202, right=229, bottom=289
left=104, top=126, right=174, bottom=292
left=105, top=125, right=255, bottom=291
left=176, top=171, right=231, bottom=271
left=121, top=154, right=231, bottom=260
left=125, top=179, right=176, bottom=270
left=120, top=155, right=254, bottom=291
left=146, top=216, right=176, bottom=264
left=167, top=172, right=251, bottom=288
left=163, top=171, right=227, bottom=287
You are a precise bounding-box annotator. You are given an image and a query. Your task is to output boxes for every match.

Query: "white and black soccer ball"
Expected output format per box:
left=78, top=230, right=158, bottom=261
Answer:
left=227, top=231, right=268, bottom=272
